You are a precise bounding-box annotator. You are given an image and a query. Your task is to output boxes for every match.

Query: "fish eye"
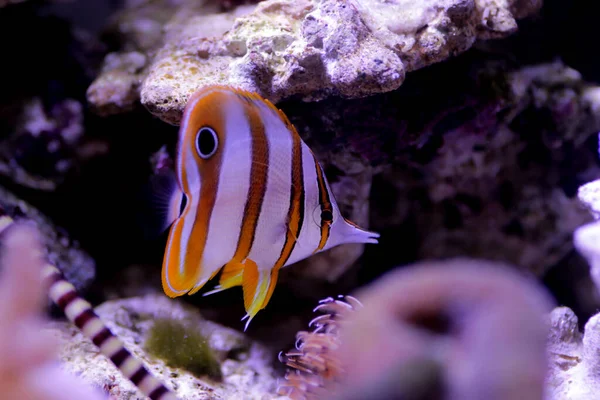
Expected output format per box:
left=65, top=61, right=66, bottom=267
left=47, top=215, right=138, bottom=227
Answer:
left=196, top=126, right=218, bottom=159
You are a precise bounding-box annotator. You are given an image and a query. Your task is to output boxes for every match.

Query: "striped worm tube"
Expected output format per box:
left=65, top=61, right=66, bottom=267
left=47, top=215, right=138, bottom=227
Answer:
left=0, top=206, right=179, bottom=400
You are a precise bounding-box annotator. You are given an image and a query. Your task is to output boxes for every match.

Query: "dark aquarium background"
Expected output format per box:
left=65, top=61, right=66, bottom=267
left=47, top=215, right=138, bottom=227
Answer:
left=1, top=0, right=600, bottom=399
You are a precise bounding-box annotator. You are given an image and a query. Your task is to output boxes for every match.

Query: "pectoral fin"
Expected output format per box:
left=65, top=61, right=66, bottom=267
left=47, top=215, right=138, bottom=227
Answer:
left=241, top=259, right=275, bottom=331
left=202, top=261, right=244, bottom=297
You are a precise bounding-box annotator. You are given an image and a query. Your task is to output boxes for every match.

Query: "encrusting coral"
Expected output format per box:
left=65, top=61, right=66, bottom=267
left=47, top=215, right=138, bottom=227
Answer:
left=0, top=222, right=105, bottom=400
left=545, top=306, right=600, bottom=400
left=0, top=97, right=85, bottom=191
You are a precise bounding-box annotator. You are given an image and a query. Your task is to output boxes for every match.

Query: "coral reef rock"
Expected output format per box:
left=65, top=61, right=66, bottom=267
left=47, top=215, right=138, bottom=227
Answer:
left=0, top=97, right=85, bottom=191
left=573, top=218, right=600, bottom=296
left=0, top=185, right=95, bottom=293
left=88, top=0, right=542, bottom=124
left=47, top=293, right=287, bottom=400
left=578, top=178, right=600, bottom=220
left=574, top=177, right=600, bottom=294
left=545, top=306, right=600, bottom=400
left=359, top=59, right=600, bottom=279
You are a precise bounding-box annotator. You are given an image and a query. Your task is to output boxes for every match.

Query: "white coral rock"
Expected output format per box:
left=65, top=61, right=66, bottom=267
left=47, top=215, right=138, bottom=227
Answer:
left=88, top=0, right=542, bottom=124
left=545, top=306, right=600, bottom=400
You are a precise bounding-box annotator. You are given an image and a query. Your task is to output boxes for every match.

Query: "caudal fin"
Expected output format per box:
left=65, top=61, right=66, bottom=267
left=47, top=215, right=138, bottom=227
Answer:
left=339, top=217, right=380, bottom=245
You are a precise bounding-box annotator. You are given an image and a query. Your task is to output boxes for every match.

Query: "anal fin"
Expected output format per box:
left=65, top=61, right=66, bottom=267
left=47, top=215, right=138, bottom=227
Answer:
left=188, top=267, right=222, bottom=295
left=202, top=261, right=244, bottom=297
left=241, top=259, right=272, bottom=331
left=262, top=267, right=280, bottom=310
left=219, top=261, right=245, bottom=288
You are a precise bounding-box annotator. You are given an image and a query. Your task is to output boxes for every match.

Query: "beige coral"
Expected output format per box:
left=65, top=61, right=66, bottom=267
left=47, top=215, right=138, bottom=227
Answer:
left=88, top=0, right=542, bottom=124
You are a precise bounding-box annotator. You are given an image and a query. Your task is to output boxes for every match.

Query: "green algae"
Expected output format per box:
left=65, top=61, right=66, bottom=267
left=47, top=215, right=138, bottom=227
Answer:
left=144, top=317, right=222, bottom=381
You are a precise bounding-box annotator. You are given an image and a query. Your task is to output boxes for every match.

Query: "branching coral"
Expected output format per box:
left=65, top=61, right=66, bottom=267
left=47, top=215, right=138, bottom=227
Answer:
left=0, top=222, right=105, bottom=400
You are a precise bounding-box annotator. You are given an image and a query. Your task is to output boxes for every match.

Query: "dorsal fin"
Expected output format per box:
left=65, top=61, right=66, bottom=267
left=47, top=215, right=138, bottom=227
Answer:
left=184, top=85, right=299, bottom=137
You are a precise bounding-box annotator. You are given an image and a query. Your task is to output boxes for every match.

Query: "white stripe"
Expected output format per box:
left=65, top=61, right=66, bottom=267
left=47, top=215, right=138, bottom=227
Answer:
left=247, top=99, right=293, bottom=271
left=163, top=220, right=187, bottom=295
left=138, top=374, right=163, bottom=396
left=196, top=93, right=253, bottom=285
left=286, top=142, right=322, bottom=267
left=48, top=281, right=75, bottom=303
left=173, top=89, right=219, bottom=278
left=121, top=357, right=142, bottom=378
left=64, top=298, right=91, bottom=321
left=82, top=318, right=106, bottom=339
left=100, top=336, right=125, bottom=358
left=178, top=143, right=200, bottom=276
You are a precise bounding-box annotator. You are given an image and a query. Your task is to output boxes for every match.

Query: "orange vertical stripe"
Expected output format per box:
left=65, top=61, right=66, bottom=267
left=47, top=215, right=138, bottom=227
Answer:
left=162, top=89, right=228, bottom=296
left=229, top=94, right=269, bottom=263
left=313, top=157, right=332, bottom=253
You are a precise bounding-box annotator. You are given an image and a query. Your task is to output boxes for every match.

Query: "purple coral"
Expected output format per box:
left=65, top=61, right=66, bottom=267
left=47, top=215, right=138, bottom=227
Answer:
left=279, top=259, right=554, bottom=400
left=330, top=259, right=554, bottom=400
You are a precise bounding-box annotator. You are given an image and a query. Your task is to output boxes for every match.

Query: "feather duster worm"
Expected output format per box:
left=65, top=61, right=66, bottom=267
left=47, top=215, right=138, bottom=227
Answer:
left=276, top=295, right=362, bottom=399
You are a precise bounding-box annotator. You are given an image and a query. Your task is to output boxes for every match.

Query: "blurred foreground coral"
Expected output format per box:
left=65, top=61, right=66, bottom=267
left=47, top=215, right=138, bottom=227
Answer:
left=279, top=259, right=555, bottom=400
left=0, top=223, right=104, bottom=400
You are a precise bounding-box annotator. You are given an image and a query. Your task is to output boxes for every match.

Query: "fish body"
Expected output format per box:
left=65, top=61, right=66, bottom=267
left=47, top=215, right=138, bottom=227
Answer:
left=161, top=85, right=379, bottom=330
